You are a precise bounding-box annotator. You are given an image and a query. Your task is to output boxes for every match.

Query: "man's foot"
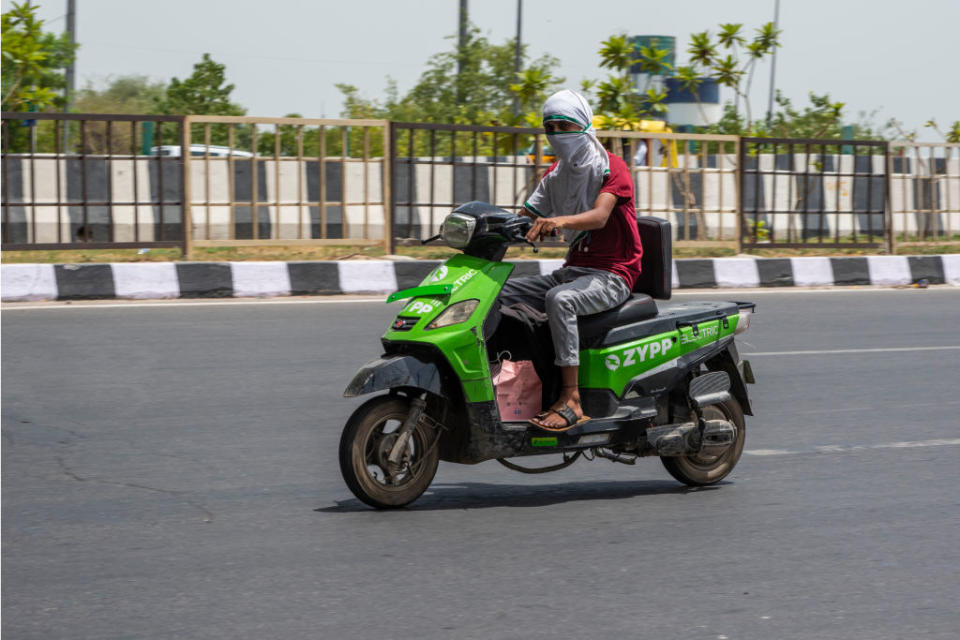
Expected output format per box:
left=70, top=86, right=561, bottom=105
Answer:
left=529, top=396, right=590, bottom=431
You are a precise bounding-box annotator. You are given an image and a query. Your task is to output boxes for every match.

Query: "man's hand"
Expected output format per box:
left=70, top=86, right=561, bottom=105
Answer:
left=523, top=193, right=617, bottom=243
left=525, top=216, right=565, bottom=242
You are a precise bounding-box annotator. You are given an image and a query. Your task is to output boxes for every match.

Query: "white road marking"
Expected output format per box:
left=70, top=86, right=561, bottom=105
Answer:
left=747, top=345, right=960, bottom=356
left=745, top=438, right=960, bottom=457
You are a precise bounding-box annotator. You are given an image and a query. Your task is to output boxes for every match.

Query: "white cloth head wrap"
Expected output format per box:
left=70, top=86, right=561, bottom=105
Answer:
left=524, top=89, right=609, bottom=243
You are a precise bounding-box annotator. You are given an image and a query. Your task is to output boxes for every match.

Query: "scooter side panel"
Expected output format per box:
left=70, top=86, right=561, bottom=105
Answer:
left=579, top=314, right=739, bottom=397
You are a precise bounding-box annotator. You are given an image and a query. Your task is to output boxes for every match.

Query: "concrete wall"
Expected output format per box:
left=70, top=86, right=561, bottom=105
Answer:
left=4, top=153, right=958, bottom=245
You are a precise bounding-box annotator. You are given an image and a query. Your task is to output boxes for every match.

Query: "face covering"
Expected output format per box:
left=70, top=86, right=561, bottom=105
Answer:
left=524, top=90, right=609, bottom=244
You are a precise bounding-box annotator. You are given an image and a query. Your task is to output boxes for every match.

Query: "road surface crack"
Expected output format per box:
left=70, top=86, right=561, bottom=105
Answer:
left=56, top=456, right=214, bottom=523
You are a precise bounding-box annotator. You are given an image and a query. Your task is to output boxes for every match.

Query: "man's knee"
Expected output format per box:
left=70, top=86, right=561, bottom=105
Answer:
left=545, top=287, right=577, bottom=315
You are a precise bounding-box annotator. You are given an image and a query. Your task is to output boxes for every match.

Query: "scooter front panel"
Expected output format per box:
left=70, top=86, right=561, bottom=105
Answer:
left=382, top=254, right=515, bottom=404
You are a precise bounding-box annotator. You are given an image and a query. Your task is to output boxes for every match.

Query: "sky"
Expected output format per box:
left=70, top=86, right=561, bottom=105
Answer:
left=4, top=0, right=958, bottom=141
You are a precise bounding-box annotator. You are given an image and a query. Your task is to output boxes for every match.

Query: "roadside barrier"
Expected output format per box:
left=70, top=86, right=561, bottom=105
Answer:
left=3, top=255, right=957, bottom=302
left=4, top=113, right=958, bottom=257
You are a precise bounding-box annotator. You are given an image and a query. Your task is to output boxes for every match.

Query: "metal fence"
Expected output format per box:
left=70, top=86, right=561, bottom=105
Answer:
left=182, top=115, right=390, bottom=256
left=390, top=121, right=740, bottom=249
left=739, top=137, right=889, bottom=251
left=1, top=112, right=390, bottom=255
left=889, top=142, right=960, bottom=248
left=602, top=131, right=740, bottom=243
left=390, top=121, right=549, bottom=247
left=5, top=111, right=958, bottom=257
left=2, top=112, right=187, bottom=251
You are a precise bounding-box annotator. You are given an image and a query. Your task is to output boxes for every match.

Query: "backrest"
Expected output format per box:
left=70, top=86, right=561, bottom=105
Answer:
left=633, top=216, right=672, bottom=299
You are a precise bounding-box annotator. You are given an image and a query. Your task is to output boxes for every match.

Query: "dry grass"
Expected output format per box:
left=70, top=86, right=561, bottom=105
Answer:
left=3, top=241, right=958, bottom=264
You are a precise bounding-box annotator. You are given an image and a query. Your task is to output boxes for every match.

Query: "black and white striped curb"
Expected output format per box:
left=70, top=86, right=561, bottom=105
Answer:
left=2, top=255, right=958, bottom=302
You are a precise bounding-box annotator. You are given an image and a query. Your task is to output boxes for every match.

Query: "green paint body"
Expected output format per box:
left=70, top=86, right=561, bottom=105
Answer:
left=578, top=315, right=739, bottom=395
left=383, top=254, right=740, bottom=403
left=383, top=254, right=513, bottom=403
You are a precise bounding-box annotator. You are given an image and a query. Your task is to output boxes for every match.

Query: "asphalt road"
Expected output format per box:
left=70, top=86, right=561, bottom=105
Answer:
left=3, top=288, right=959, bottom=640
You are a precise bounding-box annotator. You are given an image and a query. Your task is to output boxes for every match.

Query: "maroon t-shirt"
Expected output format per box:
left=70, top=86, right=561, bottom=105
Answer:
left=561, top=153, right=643, bottom=289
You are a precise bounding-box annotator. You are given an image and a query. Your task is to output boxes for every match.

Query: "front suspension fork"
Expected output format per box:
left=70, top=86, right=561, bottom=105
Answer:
left=387, top=394, right=427, bottom=465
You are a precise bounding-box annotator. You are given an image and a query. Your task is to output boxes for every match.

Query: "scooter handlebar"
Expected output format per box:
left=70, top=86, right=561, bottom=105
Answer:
left=503, top=216, right=538, bottom=252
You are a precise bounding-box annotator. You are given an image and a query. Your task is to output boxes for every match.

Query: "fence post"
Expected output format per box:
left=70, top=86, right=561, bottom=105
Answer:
left=735, top=136, right=743, bottom=254
left=181, top=116, right=193, bottom=260
left=386, top=121, right=396, bottom=254
left=884, top=142, right=895, bottom=255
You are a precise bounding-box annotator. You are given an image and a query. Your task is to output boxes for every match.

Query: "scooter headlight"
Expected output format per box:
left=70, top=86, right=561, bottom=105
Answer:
left=426, top=299, right=479, bottom=330
left=441, top=213, right=476, bottom=249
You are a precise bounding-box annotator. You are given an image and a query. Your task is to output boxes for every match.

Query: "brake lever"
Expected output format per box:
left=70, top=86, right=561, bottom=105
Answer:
left=505, top=220, right=538, bottom=253
left=421, top=233, right=442, bottom=245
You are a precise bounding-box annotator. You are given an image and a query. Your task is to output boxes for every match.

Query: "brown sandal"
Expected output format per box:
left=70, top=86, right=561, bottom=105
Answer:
left=529, top=404, right=591, bottom=431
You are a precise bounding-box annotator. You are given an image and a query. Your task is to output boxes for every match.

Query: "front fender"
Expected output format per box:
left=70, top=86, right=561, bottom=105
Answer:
left=343, top=355, right=444, bottom=398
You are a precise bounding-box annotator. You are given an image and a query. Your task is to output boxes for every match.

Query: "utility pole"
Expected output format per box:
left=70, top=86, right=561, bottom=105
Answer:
left=765, top=0, right=780, bottom=128
left=513, top=0, right=523, bottom=117
left=63, top=0, right=76, bottom=153
left=457, top=0, right=468, bottom=105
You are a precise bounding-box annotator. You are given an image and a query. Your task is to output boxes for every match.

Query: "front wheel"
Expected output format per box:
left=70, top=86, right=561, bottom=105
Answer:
left=339, top=395, right=440, bottom=509
left=661, top=395, right=745, bottom=486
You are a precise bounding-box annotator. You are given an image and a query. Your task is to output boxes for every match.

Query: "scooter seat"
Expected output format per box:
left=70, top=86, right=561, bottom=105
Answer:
left=578, top=294, right=658, bottom=348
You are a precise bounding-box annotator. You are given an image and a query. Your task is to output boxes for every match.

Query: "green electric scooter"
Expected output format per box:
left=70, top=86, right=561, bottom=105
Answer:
left=340, top=201, right=756, bottom=509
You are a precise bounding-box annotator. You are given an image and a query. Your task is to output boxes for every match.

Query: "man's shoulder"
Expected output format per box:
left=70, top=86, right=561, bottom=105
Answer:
left=605, top=152, right=629, bottom=173
left=601, top=152, right=634, bottom=195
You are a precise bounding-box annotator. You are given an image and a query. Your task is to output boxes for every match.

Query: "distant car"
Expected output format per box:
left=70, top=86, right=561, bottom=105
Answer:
left=150, top=145, right=253, bottom=158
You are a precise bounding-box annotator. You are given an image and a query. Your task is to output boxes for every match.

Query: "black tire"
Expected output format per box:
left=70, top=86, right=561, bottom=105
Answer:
left=661, top=395, right=745, bottom=486
left=338, top=395, right=440, bottom=509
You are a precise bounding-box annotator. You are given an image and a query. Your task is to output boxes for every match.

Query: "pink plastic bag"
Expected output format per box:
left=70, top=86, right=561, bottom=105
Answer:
left=492, top=359, right=542, bottom=422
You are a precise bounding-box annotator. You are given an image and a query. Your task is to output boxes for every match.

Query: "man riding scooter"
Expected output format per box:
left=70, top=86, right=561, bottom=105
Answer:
left=500, top=89, right=644, bottom=431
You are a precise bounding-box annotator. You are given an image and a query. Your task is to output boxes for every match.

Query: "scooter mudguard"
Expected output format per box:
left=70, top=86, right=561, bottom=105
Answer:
left=343, top=355, right=443, bottom=398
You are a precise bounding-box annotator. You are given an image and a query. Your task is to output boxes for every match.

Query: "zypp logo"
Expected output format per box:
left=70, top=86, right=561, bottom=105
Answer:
left=429, top=265, right=449, bottom=282
left=404, top=300, right=435, bottom=315
left=604, top=338, right=674, bottom=371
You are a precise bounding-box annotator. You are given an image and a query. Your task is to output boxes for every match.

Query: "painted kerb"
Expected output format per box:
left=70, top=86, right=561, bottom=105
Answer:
left=3, top=255, right=956, bottom=302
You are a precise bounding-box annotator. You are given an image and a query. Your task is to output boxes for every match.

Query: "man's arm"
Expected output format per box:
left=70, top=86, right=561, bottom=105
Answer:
left=525, top=192, right=616, bottom=242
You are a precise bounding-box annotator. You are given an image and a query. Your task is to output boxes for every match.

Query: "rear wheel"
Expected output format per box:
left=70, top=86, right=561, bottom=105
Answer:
left=661, top=396, right=745, bottom=486
left=339, top=395, right=440, bottom=509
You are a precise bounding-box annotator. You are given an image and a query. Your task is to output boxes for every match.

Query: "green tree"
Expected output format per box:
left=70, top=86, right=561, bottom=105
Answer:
left=74, top=75, right=167, bottom=114
left=155, top=53, right=246, bottom=147
left=338, top=26, right=562, bottom=126
left=924, top=118, right=960, bottom=143
left=1, top=1, right=77, bottom=112
left=685, top=22, right=779, bottom=129
left=706, top=91, right=891, bottom=141
left=157, top=53, right=245, bottom=116
left=336, top=25, right=562, bottom=156
left=592, top=34, right=670, bottom=130
left=53, top=76, right=168, bottom=154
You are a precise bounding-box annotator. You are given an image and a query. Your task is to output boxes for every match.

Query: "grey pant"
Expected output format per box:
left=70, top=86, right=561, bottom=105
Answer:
left=499, top=267, right=632, bottom=366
